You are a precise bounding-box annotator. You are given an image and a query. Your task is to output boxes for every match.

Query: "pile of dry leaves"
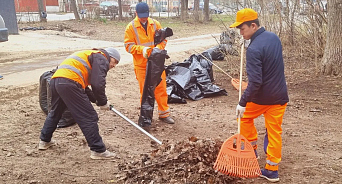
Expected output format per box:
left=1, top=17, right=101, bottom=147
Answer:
left=117, top=137, right=238, bottom=184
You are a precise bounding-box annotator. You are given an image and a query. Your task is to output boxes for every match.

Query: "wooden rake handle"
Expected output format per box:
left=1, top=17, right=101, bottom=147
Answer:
left=194, top=50, right=235, bottom=80
left=238, top=42, right=244, bottom=134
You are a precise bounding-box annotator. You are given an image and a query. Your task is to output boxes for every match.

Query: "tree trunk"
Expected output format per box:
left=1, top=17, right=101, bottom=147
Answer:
left=59, top=0, right=66, bottom=12
left=203, top=0, right=209, bottom=21
left=321, top=0, right=342, bottom=75
left=181, top=0, right=188, bottom=21
left=193, top=0, right=199, bottom=21
left=37, top=0, right=46, bottom=22
left=288, top=0, right=298, bottom=46
left=70, top=0, right=80, bottom=20
left=118, top=0, right=123, bottom=20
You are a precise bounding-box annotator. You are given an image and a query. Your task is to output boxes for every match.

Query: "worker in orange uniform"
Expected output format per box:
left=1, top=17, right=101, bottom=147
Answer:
left=230, top=8, right=289, bottom=182
left=124, top=2, right=175, bottom=131
left=38, top=47, right=121, bottom=160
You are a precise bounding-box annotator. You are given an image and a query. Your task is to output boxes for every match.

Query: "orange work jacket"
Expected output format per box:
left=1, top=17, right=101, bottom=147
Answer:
left=52, top=50, right=106, bottom=89
left=124, top=17, right=167, bottom=69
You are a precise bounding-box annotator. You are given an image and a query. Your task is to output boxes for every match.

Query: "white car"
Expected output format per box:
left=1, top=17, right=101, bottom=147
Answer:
left=0, top=14, right=9, bottom=42
left=100, top=1, right=119, bottom=15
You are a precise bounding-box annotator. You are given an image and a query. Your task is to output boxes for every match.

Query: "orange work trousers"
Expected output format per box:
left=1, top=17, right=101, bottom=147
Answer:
left=134, top=68, right=170, bottom=118
left=240, top=102, right=287, bottom=171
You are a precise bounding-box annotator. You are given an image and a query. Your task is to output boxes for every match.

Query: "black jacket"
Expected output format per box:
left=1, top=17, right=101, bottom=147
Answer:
left=239, top=27, right=289, bottom=107
left=87, top=49, right=111, bottom=106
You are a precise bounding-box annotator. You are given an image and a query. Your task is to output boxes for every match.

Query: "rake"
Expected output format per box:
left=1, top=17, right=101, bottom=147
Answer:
left=213, top=42, right=261, bottom=178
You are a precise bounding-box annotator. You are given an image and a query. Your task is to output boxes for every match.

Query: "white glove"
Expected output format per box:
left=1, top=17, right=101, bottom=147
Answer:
left=236, top=104, right=246, bottom=118
left=99, top=101, right=110, bottom=110
left=143, top=47, right=151, bottom=59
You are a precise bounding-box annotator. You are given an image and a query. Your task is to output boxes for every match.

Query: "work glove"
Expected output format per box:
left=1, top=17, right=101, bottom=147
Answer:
left=236, top=104, right=246, bottom=118
left=99, top=101, right=111, bottom=110
left=143, top=47, right=151, bottom=59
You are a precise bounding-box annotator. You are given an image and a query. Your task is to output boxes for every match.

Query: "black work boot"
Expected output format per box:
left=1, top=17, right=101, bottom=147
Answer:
left=139, top=123, right=151, bottom=133
left=159, top=116, right=175, bottom=124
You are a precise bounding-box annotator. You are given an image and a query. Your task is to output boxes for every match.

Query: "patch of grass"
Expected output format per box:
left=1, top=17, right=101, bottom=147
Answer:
left=99, top=17, right=107, bottom=24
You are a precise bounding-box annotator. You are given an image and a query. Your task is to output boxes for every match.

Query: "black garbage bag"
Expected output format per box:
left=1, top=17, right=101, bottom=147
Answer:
left=165, top=52, right=228, bottom=103
left=154, top=27, right=173, bottom=46
left=203, top=30, right=238, bottom=60
left=39, top=70, right=54, bottom=115
left=138, top=48, right=168, bottom=126
left=39, top=68, right=76, bottom=128
left=204, top=45, right=225, bottom=61
left=204, top=44, right=239, bottom=61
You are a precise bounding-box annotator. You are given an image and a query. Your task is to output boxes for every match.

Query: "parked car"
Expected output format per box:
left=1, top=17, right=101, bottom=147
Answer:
left=209, top=3, right=223, bottom=14
left=189, top=2, right=223, bottom=14
left=0, top=14, right=8, bottom=42
left=100, top=1, right=119, bottom=16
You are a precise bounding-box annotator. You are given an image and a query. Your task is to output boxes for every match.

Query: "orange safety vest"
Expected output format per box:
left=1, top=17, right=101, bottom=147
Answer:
left=124, top=17, right=167, bottom=69
left=52, top=50, right=106, bottom=89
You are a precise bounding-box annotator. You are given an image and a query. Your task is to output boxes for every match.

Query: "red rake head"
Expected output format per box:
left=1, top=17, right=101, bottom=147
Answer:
left=214, top=134, right=261, bottom=178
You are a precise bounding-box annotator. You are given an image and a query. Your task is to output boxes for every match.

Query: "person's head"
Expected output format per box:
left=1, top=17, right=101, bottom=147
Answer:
left=104, top=47, right=120, bottom=69
left=230, top=8, right=260, bottom=40
left=135, top=2, right=149, bottom=24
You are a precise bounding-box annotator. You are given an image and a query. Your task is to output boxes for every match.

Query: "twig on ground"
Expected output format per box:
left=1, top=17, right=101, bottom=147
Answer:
left=61, top=172, right=97, bottom=177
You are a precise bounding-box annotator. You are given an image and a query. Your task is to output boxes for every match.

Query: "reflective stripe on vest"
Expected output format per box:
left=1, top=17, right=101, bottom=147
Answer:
left=67, top=55, right=92, bottom=84
left=55, top=52, right=93, bottom=87
left=131, top=19, right=156, bottom=47
left=52, top=50, right=95, bottom=88
left=58, top=65, right=86, bottom=84
left=125, top=41, right=136, bottom=53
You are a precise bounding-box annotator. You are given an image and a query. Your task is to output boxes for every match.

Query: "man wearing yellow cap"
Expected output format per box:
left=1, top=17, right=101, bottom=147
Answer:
left=230, top=8, right=289, bottom=182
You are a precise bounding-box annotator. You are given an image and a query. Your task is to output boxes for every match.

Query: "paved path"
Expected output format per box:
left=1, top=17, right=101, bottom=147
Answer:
left=0, top=33, right=220, bottom=88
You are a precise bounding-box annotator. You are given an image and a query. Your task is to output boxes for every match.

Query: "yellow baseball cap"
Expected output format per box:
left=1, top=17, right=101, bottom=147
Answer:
left=229, top=8, right=258, bottom=28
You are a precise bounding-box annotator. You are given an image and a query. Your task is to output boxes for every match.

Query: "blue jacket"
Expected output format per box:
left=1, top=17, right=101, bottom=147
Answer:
left=239, top=27, right=289, bottom=107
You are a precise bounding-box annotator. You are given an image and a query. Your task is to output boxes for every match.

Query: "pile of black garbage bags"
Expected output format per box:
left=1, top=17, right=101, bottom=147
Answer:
left=166, top=52, right=227, bottom=104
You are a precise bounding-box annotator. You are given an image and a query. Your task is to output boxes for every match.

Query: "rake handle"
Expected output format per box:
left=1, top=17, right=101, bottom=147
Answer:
left=194, top=50, right=235, bottom=80
left=238, top=42, right=244, bottom=134
left=110, top=105, right=162, bottom=145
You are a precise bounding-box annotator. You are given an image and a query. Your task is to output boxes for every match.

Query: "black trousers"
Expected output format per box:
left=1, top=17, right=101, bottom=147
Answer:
left=40, top=78, right=106, bottom=153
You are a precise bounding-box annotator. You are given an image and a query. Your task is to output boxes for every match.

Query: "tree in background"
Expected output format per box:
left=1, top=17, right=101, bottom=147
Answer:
left=321, top=0, right=342, bottom=75
left=37, top=0, right=46, bottom=22
left=70, top=0, right=80, bottom=20
left=193, top=0, right=199, bottom=21
left=118, top=0, right=123, bottom=20
left=203, top=0, right=209, bottom=21
left=181, top=0, right=189, bottom=21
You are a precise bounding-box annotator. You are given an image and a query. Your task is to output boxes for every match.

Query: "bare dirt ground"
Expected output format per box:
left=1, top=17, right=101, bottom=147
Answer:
left=0, top=19, right=342, bottom=184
